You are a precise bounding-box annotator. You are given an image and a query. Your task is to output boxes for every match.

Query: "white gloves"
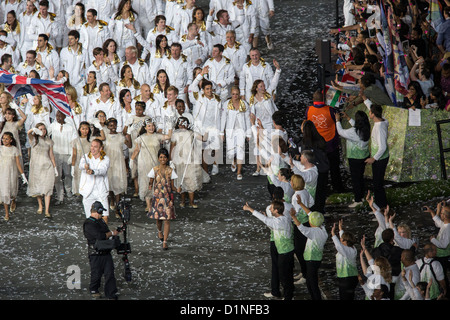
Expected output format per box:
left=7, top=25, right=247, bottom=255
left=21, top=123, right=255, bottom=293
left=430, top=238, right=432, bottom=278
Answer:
left=92, top=118, right=102, bottom=130
left=169, top=161, right=175, bottom=169
left=21, top=173, right=28, bottom=184
left=33, top=128, right=43, bottom=136
left=9, top=102, right=19, bottom=110
left=54, top=167, right=59, bottom=177
left=71, top=166, right=75, bottom=177
left=129, top=160, right=134, bottom=171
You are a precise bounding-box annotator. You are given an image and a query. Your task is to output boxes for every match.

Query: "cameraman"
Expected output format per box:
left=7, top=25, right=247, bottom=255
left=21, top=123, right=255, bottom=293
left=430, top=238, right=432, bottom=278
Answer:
left=83, top=201, right=121, bottom=300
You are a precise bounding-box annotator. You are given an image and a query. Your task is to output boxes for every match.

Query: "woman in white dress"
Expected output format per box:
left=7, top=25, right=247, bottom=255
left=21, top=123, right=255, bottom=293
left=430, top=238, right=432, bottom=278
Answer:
left=26, top=123, right=58, bottom=218
left=0, top=103, right=27, bottom=169
left=0, top=132, right=26, bottom=221
left=122, top=101, right=149, bottom=197
left=170, top=117, right=203, bottom=208
left=103, top=117, right=131, bottom=213
left=130, top=119, right=169, bottom=211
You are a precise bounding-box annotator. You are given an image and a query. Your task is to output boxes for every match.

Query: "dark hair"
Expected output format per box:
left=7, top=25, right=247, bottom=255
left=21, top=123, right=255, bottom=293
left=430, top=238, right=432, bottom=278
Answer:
left=155, top=34, right=169, bottom=55
left=106, top=117, right=118, bottom=126
left=408, top=80, right=425, bottom=100
left=192, top=7, right=205, bottom=23
left=4, top=107, right=18, bottom=122
left=341, top=232, right=356, bottom=247
left=301, top=120, right=326, bottom=151
left=429, top=86, right=447, bottom=110
left=360, top=73, right=376, bottom=88
left=120, top=64, right=133, bottom=80
left=6, top=10, right=18, bottom=31
left=213, top=43, right=224, bottom=52
left=102, top=39, right=117, bottom=53
left=354, top=110, right=371, bottom=142
left=156, top=69, right=170, bottom=92
left=272, top=186, right=284, bottom=201
left=115, top=0, right=138, bottom=19
left=119, top=88, right=131, bottom=108
left=87, top=8, right=97, bottom=17
left=1, top=131, right=16, bottom=146
left=370, top=103, right=383, bottom=119
left=78, top=121, right=92, bottom=142
left=135, top=101, right=145, bottom=110
left=381, top=228, right=395, bottom=243
left=158, top=147, right=169, bottom=159
left=278, top=167, right=292, bottom=180
left=1, top=53, right=12, bottom=65
left=272, top=111, right=284, bottom=127
left=271, top=199, right=285, bottom=215
left=68, top=30, right=80, bottom=40
left=170, top=42, right=182, bottom=50
left=38, top=33, right=49, bottom=42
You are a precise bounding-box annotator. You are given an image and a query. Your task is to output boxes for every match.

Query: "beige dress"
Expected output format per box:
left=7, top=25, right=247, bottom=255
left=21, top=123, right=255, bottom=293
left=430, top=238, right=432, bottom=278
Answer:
left=1, top=121, right=24, bottom=167
left=170, top=129, right=202, bottom=193
left=135, top=133, right=164, bottom=201
left=27, top=137, right=55, bottom=197
left=0, top=145, right=20, bottom=204
left=71, top=137, right=91, bottom=195
left=104, top=133, right=127, bottom=195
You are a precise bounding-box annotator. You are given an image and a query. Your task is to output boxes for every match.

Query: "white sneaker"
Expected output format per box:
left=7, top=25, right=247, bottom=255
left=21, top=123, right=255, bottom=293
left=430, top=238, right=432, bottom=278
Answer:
left=231, top=163, right=237, bottom=172
left=211, top=164, right=219, bottom=175
left=294, top=276, right=306, bottom=285
left=252, top=170, right=260, bottom=176
left=202, top=170, right=211, bottom=183
left=348, top=201, right=363, bottom=208
left=237, top=174, right=243, bottom=180
left=263, top=292, right=282, bottom=300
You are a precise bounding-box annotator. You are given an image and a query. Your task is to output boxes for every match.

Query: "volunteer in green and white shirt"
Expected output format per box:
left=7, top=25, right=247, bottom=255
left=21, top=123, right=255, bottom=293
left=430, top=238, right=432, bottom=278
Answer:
left=336, top=110, right=370, bottom=208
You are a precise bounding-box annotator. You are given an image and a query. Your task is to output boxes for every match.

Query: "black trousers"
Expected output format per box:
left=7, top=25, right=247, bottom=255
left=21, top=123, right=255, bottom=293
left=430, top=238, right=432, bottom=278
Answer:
left=311, top=171, right=328, bottom=214
left=278, top=250, right=295, bottom=300
left=269, top=241, right=281, bottom=297
left=436, top=255, right=450, bottom=299
left=372, top=157, right=389, bottom=209
left=293, top=224, right=307, bottom=278
left=327, top=148, right=344, bottom=193
left=89, top=253, right=118, bottom=299
left=338, top=276, right=359, bottom=300
left=305, top=260, right=322, bottom=300
left=348, top=158, right=367, bottom=202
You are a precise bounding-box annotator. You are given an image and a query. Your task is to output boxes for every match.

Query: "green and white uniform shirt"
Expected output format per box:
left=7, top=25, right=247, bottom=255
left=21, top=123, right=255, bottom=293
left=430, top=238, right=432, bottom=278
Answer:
left=336, top=119, right=370, bottom=159
left=255, top=208, right=294, bottom=255
left=332, top=231, right=358, bottom=278
left=297, top=223, right=328, bottom=261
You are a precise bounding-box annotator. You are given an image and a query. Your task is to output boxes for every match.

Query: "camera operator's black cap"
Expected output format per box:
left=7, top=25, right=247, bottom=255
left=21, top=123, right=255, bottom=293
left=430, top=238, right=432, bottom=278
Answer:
left=91, top=201, right=105, bottom=214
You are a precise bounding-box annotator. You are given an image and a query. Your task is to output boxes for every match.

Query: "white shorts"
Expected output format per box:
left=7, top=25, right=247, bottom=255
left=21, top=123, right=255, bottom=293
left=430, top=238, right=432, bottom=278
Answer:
left=83, top=195, right=109, bottom=218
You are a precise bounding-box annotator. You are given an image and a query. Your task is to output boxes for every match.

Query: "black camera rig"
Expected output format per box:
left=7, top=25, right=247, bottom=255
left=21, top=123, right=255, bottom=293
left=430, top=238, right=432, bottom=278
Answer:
left=116, top=197, right=132, bottom=282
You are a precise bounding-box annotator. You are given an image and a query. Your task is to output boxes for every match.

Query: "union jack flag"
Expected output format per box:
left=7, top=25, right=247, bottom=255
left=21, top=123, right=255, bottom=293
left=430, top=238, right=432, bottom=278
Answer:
left=0, top=68, right=71, bottom=117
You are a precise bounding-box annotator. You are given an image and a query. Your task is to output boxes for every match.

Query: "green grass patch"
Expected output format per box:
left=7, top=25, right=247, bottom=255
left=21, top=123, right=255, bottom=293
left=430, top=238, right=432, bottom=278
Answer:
left=326, top=179, right=450, bottom=210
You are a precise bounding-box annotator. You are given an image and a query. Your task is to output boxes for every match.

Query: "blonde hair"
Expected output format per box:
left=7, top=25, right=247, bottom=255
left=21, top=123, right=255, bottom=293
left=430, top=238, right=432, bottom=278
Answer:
left=397, top=224, right=411, bottom=238
left=65, top=85, right=78, bottom=101
left=374, top=256, right=392, bottom=283
left=291, top=174, right=305, bottom=191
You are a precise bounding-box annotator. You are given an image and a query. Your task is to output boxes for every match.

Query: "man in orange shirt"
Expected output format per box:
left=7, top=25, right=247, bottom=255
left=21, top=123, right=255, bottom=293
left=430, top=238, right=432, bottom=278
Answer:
left=306, top=89, right=345, bottom=212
